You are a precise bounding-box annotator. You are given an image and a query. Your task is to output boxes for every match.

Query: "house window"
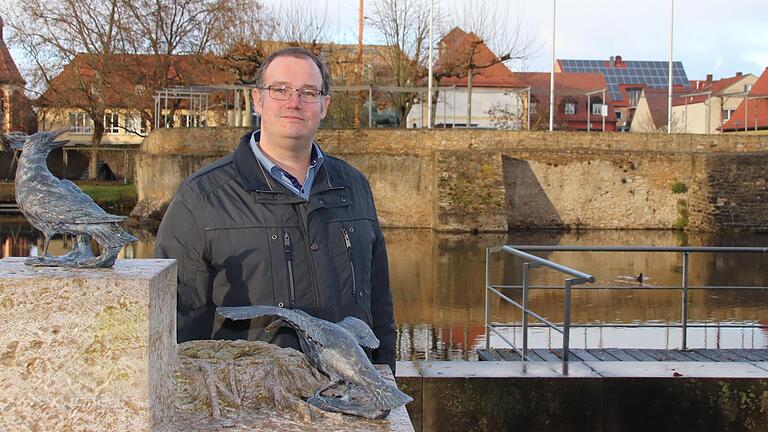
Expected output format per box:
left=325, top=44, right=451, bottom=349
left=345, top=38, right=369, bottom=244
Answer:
left=529, top=96, right=538, bottom=114
left=627, top=88, right=642, bottom=108
left=564, top=102, right=576, bottom=115
left=104, top=112, right=120, bottom=134
left=722, top=109, right=735, bottom=121
left=615, top=111, right=623, bottom=120
left=745, top=84, right=753, bottom=93
left=592, top=103, right=604, bottom=115
left=125, top=114, right=147, bottom=134
left=162, top=114, right=174, bottom=128
left=68, top=112, right=92, bottom=134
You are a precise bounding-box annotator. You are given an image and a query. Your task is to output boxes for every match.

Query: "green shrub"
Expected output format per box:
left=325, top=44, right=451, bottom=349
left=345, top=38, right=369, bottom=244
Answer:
left=671, top=181, right=688, bottom=194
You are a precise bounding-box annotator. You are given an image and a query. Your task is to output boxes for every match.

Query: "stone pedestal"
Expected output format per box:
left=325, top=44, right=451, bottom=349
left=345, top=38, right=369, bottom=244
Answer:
left=0, top=258, right=177, bottom=431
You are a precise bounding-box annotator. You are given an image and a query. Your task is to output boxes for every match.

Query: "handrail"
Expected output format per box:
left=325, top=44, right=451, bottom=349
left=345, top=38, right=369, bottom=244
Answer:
left=484, top=244, right=768, bottom=364
left=485, top=245, right=595, bottom=362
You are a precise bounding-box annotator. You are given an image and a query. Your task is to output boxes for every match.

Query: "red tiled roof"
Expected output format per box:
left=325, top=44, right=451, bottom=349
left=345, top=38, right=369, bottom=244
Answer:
left=0, top=33, right=25, bottom=85
left=435, top=28, right=519, bottom=87
left=640, top=88, right=670, bottom=129
left=677, top=74, right=753, bottom=105
left=721, top=67, right=768, bottom=131
left=41, top=54, right=236, bottom=108
left=514, top=72, right=617, bottom=123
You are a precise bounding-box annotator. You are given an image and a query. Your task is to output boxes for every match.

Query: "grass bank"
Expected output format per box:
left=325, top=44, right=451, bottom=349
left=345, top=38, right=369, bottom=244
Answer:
left=0, top=182, right=137, bottom=215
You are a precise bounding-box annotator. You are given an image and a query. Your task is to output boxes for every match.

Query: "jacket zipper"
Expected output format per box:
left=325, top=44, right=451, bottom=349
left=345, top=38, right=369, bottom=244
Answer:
left=284, top=232, right=296, bottom=307
left=340, top=227, right=357, bottom=298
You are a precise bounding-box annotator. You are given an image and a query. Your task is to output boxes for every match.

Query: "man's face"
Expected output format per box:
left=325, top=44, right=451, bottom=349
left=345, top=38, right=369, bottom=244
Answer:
left=253, top=55, right=330, bottom=144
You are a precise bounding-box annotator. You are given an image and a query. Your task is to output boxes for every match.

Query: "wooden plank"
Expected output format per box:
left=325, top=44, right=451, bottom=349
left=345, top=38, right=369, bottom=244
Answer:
left=730, top=349, right=768, bottom=361
left=570, top=349, right=601, bottom=362
left=497, top=349, right=522, bottom=361
left=718, top=349, right=753, bottom=361
left=587, top=349, right=620, bottom=361
left=645, top=349, right=678, bottom=361
left=624, top=349, right=659, bottom=361
left=663, top=350, right=696, bottom=361
left=477, top=349, right=502, bottom=361
left=522, top=349, right=544, bottom=361
left=534, top=348, right=564, bottom=362
left=604, top=349, right=638, bottom=361
left=692, top=349, right=730, bottom=362
left=677, top=350, right=714, bottom=362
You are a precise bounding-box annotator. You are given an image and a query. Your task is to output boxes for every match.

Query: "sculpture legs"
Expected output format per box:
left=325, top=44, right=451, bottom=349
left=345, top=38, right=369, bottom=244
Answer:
left=25, top=235, right=121, bottom=269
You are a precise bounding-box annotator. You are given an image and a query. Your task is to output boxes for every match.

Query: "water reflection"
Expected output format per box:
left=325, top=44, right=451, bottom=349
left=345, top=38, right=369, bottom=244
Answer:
left=2, top=219, right=766, bottom=361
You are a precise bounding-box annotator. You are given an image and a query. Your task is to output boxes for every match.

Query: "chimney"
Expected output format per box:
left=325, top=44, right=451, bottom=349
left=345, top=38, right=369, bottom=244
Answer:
left=614, top=55, right=623, bottom=67
left=706, top=74, right=713, bottom=82
left=736, top=72, right=743, bottom=76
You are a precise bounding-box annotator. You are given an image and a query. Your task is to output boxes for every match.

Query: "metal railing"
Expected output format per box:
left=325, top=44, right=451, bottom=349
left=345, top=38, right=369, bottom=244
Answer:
left=485, top=246, right=595, bottom=361
left=484, top=245, right=768, bottom=361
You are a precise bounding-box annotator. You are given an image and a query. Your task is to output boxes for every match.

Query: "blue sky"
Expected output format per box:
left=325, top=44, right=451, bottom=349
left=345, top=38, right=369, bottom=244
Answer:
left=8, top=0, right=768, bottom=82
left=316, top=0, right=768, bottom=81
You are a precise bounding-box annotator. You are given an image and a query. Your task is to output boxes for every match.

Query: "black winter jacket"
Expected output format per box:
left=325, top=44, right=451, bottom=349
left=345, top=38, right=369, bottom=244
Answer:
left=156, top=130, right=396, bottom=371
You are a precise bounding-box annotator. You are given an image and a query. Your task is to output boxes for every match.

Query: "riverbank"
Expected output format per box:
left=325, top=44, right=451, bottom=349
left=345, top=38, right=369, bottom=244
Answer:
left=0, top=181, right=137, bottom=215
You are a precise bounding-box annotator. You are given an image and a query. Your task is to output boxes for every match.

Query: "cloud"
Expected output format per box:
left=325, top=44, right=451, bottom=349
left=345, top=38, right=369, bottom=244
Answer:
left=744, top=52, right=768, bottom=70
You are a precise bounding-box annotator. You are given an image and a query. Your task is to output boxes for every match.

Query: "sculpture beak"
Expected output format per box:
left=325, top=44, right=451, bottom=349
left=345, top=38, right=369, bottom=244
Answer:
left=51, top=140, right=70, bottom=148
left=265, top=318, right=285, bottom=333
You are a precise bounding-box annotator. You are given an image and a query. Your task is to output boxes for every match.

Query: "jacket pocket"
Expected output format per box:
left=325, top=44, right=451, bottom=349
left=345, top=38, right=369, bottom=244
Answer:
left=283, top=231, right=296, bottom=308
left=332, top=219, right=375, bottom=323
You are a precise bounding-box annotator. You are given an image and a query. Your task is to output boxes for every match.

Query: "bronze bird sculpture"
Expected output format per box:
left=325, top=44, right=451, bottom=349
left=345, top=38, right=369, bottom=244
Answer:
left=15, top=128, right=137, bottom=268
left=217, top=305, right=412, bottom=419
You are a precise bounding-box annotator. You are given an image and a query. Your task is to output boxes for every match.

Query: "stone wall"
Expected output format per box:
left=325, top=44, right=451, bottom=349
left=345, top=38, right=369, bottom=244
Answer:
left=134, top=128, right=768, bottom=232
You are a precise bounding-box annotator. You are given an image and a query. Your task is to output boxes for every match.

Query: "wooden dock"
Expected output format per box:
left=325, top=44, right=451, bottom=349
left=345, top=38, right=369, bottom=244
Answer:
left=478, top=348, right=768, bottom=362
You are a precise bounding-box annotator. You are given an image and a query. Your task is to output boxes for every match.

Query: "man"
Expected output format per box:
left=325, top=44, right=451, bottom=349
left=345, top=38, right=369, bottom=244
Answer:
left=155, top=47, right=396, bottom=372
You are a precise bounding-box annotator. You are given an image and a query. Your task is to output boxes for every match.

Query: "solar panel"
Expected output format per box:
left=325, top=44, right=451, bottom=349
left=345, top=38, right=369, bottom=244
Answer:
left=558, top=58, right=689, bottom=101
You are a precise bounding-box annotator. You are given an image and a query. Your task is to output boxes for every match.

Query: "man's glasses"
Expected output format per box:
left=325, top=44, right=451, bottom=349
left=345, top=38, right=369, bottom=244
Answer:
left=261, top=85, right=325, bottom=103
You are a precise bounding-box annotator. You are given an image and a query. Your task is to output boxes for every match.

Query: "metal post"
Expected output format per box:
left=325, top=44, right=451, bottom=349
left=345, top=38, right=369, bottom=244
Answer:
left=427, top=0, right=433, bottom=129
left=452, top=86, right=456, bottom=128
left=681, top=251, right=689, bottom=349
left=562, top=279, right=573, bottom=361
left=587, top=95, right=591, bottom=132
left=368, top=86, right=373, bottom=128
left=744, top=94, right=748, bottom=131
left=602, top=89, right=606, bottom=131
left=667, top=0, right=674, bottom=134
left=123, top=149, right=128, bottom=185
left=527, top=88, right=531, bottom=130
left=484, top=248, right=491, bottom=350
left=684, top=98, right=688, bottom=132
left=549, top=0, right=556, bottom=132
left=522, top=262, right=531, bottom=356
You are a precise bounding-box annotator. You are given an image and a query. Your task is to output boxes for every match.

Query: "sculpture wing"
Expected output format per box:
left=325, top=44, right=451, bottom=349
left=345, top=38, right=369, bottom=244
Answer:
left=216, top=305, right=335, bottom=347
left=336, top=316, right=380, bottom=349
left=23, top=177, right=125, bottom=224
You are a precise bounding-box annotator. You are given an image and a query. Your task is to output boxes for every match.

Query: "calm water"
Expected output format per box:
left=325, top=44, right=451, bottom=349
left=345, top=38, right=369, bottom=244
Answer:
left=3, top=218, right=767, bottom=360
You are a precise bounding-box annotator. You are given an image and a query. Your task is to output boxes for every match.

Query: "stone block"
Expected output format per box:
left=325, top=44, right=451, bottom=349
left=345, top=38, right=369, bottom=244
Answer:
left=0, top=258, right=177, bottom=431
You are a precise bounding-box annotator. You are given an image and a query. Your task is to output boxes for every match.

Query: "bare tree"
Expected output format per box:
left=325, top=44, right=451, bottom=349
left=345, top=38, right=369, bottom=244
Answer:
left=434, top=1, right=537, bottom=126
left=272, top=0, right=329, bottom=48
left=367, top=0, right=435, bottom=127
left=7, top=0, right=129, bottom=179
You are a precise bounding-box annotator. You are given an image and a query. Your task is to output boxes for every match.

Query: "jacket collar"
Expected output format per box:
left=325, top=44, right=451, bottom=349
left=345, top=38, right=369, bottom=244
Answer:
left=234, top=129, right=346, bottom=194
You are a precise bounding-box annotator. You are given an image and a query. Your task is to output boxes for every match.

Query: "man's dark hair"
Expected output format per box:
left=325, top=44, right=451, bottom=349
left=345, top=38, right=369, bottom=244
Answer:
left=256, top=47, right=331, bottom=96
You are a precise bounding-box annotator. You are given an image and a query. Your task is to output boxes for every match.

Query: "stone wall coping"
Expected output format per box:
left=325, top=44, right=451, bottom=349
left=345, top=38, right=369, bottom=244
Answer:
left=140, top=128, right=768, bottom=156
left=396, top=360, right=768, bottom=379
left=0, top=257, right=175, bottom=280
